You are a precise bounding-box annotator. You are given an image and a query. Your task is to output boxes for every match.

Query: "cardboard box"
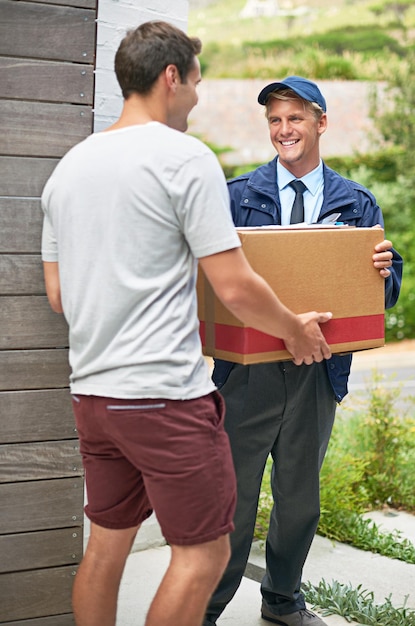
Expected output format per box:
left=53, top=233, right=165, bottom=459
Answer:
left=197, top=226, right=385, bottom=364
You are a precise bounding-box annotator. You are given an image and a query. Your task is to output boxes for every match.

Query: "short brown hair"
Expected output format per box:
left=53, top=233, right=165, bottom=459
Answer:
left=115, top=21, right=202, bottom=99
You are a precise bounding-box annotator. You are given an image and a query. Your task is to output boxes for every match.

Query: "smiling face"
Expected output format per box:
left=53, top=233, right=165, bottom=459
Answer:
left=166, top=56, right=202, bottom=132
left=266, top=95, right=327, bottom=178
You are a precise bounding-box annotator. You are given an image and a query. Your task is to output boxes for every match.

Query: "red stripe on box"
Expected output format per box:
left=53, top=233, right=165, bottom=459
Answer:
left=200, top=314, right=384, bottom=354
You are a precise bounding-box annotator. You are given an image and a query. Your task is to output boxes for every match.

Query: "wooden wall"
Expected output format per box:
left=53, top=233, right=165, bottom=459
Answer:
left=0, top=0, right=96, bottom=622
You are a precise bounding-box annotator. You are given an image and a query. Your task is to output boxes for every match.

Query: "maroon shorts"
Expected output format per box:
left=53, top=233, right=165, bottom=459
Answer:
left=72, top=391, right=236, bottom=546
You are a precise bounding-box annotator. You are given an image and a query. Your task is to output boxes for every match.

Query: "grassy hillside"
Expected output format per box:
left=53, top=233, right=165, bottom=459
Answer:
left=188, top=0, right=412, bottom=44
left=188, top=0, right=415, bottom=79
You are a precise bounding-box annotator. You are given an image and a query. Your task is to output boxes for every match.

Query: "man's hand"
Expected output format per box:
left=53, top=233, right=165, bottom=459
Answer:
left=373, top=239, right=393, bottom=278
left=201, top=248, right=334, bottom=366
left=285, top=311, right=332, bottom=366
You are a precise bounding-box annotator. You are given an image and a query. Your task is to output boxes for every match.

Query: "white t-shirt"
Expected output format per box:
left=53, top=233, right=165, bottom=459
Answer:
left=41, top=122, right=241, bottom=399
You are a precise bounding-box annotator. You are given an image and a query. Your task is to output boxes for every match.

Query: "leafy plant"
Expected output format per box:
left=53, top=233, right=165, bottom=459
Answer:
left=303, top=579, right=415, bottom=625
left=318, top=510, right=415, bottom=563
left=332, top=370, right=415, bottom=510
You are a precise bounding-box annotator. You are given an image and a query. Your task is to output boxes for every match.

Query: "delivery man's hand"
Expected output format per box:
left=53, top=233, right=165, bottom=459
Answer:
left=371, top=225, right=393, bottom=278
left=285, top=311, right=332, bottom=366
left=373, top=239, right=393, bottom=278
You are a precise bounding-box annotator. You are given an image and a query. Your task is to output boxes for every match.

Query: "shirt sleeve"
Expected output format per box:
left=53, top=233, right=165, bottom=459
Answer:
left=169, top=149, right=241, bottom=259
left=41, top=211, right=59, bottom=262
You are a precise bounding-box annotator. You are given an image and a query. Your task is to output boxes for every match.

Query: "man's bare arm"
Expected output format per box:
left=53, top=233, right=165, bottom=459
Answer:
left=43, top=262, right=64, bottom=313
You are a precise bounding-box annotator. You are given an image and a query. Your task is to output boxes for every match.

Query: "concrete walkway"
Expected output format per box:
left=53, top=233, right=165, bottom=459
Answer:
left=116, top=508, right=415, bottom=625
left=114, top=341, right=415, bottom=624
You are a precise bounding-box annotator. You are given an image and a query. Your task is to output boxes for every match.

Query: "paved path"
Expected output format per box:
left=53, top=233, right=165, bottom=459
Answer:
left=117, top=506, right=415, bottom=624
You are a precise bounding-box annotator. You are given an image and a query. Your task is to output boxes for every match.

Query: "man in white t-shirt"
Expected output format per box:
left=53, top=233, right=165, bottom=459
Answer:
left=41, top=21, right=332, bottom=626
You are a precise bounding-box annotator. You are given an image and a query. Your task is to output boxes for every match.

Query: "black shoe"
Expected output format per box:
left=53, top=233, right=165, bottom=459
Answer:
left=261, top=603, right=328, bottom=626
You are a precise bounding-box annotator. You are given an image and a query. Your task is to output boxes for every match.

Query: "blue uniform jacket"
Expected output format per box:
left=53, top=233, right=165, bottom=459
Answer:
left=213, top=158, right=403, bottom=402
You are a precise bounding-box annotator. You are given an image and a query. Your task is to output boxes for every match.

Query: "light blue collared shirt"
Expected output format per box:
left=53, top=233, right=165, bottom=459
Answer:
left=277, top=160, right=324, bottom=225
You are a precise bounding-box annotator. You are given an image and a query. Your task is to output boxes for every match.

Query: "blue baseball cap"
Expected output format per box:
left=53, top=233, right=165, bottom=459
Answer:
left=257, top=75, right=327, bottom=112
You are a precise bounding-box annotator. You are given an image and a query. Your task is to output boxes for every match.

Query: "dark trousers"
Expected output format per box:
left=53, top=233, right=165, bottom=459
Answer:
left=204, top=359, right=336, bottom=624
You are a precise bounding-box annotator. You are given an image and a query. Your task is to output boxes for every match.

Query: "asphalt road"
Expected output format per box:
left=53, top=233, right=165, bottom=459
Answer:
left=342, top=341, right=415, bottom=415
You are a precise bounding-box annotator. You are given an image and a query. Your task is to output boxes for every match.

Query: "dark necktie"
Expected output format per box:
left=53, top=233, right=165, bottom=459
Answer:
left=289, top=179, right=307, bottom=224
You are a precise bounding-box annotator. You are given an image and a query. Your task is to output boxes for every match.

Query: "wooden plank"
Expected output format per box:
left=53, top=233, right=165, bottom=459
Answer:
left=17, top=0, right=96, bottom=12
left=0, top=611, right=76, bottom=626
left=0, top=57, right=94, bottom=104
left=0, top=440, right=83, bottom=483
left=0, top=477, right=84, bottom=533
left=0, top=565, right=77, bottom=623
left=0, top=255, right=44, bottom=295
left=0, top=199, right=43, bottom=253
left=0, top=100, right=92, bottom=158
left=0, top=296, right=69, bottom=349
left=0, top=349, right=71, bottom=391
left=0, top=527, right=83, bottom=573
left=0, top=156, right=58, bottom=197
left=0, top=0, right=96, bottom=64
left=0, top=389, right=75, bottom=443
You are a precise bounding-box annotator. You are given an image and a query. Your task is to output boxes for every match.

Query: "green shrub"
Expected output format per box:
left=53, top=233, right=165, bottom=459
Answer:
left=318, top=451, right=368, bottom=541
left=324, top=149, right=402, bottom=183
left=240, top=26, right=405, bottom=57
left=198, top=27, right=407, bottom=80
left=333, top=372, right=415, bottom=510
left=304, top=27, right=405, bottom=56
